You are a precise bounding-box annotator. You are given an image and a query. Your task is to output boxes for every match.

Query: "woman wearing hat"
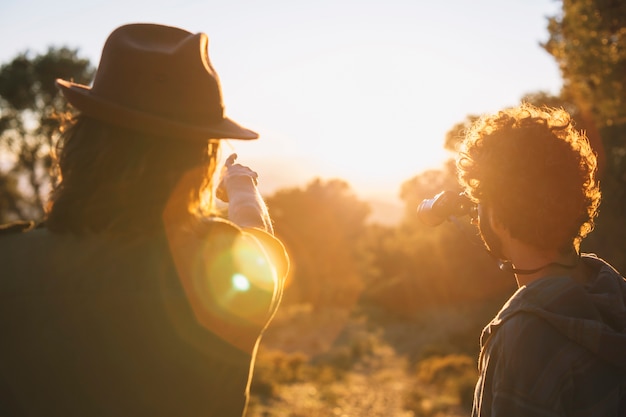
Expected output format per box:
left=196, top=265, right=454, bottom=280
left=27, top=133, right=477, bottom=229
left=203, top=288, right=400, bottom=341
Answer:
left=0, top=23, right=288, bottom=417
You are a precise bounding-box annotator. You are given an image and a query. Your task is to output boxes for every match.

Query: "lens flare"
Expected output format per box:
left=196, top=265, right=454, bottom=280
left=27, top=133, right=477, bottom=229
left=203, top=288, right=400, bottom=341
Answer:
left=164, top=221, right=282, bottom=352
left=231, top=273, right=251, bottom=292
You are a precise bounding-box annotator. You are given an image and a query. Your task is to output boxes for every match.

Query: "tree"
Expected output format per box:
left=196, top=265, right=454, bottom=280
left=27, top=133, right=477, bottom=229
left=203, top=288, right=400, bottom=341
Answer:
left=543, top=0, right=626, bottom=127
left=0, top=47, right=94, bottom=222
left=543, top=0, right=626, bottom=270
left=358, top=164, right=515, bottom=317
left=542, top=0, right=624, bottom=182
left=398, top=162, right=460, bottom=225
left=266, top=178, right=371, bottom=308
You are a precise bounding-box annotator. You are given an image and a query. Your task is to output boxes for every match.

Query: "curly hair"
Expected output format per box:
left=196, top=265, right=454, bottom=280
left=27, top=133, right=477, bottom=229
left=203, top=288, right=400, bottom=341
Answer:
left=46, top=116, right=220, bottom=236
left=457, top=103, right=600, bottom=252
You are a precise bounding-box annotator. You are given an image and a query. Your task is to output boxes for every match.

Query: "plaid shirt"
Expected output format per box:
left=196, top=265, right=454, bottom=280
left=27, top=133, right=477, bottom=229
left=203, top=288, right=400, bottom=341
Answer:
left=473, top=254, right=626, bottom=417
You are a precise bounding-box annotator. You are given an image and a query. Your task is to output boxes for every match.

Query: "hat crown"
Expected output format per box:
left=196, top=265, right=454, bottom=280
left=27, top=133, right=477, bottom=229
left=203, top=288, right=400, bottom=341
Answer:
left=91, top=24, right=224, bottom=125
left=56, top=23, right=258, bottom=140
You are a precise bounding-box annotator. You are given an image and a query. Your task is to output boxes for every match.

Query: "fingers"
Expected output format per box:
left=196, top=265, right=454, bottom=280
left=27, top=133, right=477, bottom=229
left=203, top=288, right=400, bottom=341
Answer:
left=219, top=155, right=259, bottom=192
left=227, top=165, right=259, bottom=183
left=224, top=154, right=256, bottom=177
left=225, top=153, right=238, bottom=167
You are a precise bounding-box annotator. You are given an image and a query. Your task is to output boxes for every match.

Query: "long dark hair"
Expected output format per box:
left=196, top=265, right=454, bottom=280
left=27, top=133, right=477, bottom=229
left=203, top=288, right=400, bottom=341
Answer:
left=46, top=116, right=220, bottom=236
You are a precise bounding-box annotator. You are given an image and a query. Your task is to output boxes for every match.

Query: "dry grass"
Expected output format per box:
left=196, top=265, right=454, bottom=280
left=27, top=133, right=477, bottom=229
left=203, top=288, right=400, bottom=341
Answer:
left=246, top=304, right=482, bottom=417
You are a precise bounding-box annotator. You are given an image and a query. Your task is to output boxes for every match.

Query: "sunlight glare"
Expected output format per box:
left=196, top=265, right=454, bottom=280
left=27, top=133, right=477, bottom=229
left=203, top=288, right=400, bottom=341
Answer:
left=231, top=273, right=251, bottom=292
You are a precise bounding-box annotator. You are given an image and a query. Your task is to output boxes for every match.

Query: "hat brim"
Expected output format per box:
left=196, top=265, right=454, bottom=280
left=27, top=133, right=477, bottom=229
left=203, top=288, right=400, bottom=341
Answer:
left=56, top=79, right=259, bottom=141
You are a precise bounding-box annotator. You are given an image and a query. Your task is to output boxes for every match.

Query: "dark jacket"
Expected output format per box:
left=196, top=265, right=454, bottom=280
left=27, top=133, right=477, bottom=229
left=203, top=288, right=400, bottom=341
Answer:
left=0, top=220, right=288, bottom=417
left=473, top=254, right=626, bottom=417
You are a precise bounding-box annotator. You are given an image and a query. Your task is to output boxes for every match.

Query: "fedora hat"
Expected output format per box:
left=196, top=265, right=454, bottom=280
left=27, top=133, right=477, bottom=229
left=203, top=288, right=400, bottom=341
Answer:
left=56, top=23, right=258, bottom=140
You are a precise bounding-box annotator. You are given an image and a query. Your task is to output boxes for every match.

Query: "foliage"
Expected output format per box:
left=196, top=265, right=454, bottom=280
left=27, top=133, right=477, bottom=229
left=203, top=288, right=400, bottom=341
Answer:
left=0, top=47, right=94, bottom=222
left=251, top=350, right=321, bottom=399
left=250, top=344, right=356, bottom=402
left=543, top=0, right=626, bottom=127
left=543, top=0, right=626, bottom=271
left=3, top=6, right=626, bottom=414
left=359, top=166, right=516, bottom=317
left=404, top=354, right=477, bottom=415
left=398, top=160, right=461, bottom=221
left=266, top=178, right=370, bottom=308
left=414, top=354, right=475, bottom=389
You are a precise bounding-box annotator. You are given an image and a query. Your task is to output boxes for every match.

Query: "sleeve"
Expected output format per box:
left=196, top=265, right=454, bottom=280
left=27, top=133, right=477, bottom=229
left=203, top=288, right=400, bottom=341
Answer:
left=164, top=217, right=289, bottom=353
left=240, top=226, right=289, bottom=315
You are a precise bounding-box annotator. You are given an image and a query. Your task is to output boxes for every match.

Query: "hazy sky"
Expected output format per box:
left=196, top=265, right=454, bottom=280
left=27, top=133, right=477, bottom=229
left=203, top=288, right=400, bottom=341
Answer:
left=0, top=0, right=562, bottom=202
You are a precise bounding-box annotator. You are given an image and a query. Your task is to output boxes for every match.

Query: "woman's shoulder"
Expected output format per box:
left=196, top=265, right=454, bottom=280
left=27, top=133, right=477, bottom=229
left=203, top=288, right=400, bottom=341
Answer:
left=0, top=220, right=38, bottom=236
left=193, top=217, right=290, bottom=279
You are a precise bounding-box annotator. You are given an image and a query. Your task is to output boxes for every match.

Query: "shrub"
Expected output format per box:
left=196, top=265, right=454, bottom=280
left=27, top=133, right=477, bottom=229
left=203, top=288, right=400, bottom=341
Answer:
left=404, top=354, right=478, bottom=415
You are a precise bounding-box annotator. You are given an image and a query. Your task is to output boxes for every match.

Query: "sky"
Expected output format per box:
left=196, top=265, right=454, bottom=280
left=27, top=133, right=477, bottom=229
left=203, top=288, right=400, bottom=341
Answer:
left=0, top=0, right=563, bottom=210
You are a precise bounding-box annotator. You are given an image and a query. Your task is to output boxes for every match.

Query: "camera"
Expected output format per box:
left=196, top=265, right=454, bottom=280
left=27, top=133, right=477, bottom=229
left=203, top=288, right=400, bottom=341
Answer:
left=417, top=191, right=476, bottom=227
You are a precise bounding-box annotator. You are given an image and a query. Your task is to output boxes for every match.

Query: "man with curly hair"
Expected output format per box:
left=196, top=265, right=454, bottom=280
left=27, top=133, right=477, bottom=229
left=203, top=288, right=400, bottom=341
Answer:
left=457, top=103, right=626, bottom=416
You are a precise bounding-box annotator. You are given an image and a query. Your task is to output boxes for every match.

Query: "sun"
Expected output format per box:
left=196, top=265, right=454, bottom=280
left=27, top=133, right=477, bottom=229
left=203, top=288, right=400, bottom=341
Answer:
left=224, top=41, right=459, bottom=199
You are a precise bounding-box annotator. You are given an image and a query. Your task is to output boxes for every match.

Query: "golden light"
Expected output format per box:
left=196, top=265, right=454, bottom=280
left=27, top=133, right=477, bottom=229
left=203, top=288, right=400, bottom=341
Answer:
left=231, top=273, right=251, bottom=292
left=162, top=169, right=283, bottom=352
